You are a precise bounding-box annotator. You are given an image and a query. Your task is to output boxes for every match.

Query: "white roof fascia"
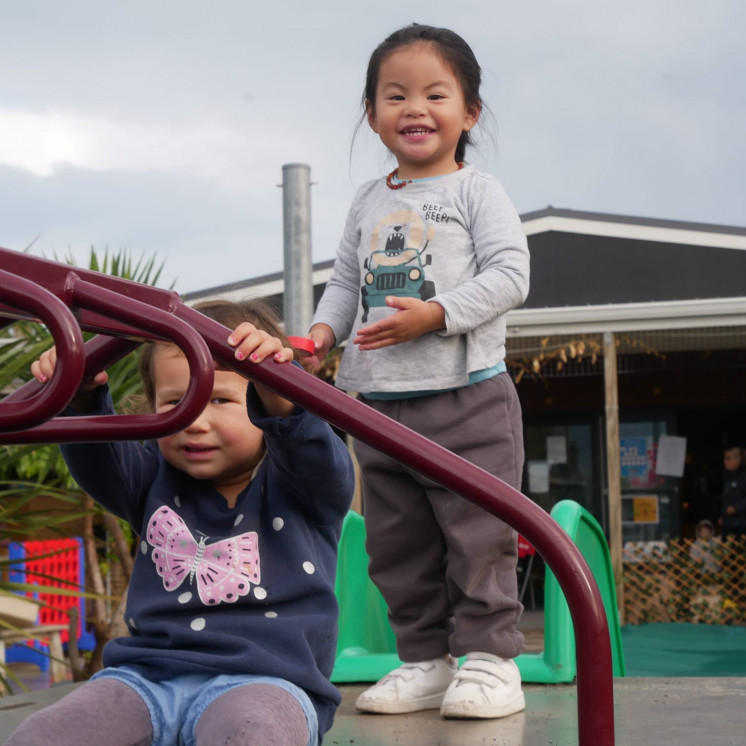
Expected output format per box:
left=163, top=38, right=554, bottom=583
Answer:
left=186, top=264, right=335, bottom=305
left=506, top=297, right=746, bottom=337
left=521, top=215, right=746, bottom=251
left=313, top=264, right=335, bottom=285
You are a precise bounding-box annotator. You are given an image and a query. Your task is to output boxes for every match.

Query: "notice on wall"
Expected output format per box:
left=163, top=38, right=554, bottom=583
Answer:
left=622, top=494, right=660, bottom=524
left=656, top=435, right=687, bottom=477
left=527, top=461, right=550, bottom=494
left=633, top=495, right=659, bottom=523
left=546, top=436, right=567, bottom=464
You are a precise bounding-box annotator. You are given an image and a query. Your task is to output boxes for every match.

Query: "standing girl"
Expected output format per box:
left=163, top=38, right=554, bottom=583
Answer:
left=309, top=24, right=530, bottom=720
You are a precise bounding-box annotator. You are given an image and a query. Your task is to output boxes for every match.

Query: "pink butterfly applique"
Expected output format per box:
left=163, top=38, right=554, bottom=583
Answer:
left=146, top=506, right=260, bottom=606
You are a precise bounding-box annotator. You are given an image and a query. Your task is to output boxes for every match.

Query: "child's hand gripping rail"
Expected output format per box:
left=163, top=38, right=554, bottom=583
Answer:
left=0, top=246, right=615, bottom=746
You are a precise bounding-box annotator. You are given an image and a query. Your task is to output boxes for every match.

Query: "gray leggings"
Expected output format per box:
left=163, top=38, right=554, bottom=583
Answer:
left=6, top=679, right=309, bottom=746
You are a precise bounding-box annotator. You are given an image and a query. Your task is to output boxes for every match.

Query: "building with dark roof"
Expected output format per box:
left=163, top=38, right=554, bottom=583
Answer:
left=186, top=207, right=746, bottom=569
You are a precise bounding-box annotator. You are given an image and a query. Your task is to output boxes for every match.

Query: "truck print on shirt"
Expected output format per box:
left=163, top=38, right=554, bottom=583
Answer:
left=361, top=208, right=436, bottom=322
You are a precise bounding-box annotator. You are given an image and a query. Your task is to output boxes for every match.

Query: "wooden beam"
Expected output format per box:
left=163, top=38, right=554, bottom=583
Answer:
left=603, top=331, right=624, bottom=623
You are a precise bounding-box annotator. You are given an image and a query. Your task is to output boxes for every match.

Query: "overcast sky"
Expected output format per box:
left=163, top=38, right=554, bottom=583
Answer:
left=1, top=0, right=743, bottom=295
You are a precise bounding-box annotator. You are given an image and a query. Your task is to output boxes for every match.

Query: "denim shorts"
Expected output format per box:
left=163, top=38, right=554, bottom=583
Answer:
left=91, top=666, right=319, bottom=746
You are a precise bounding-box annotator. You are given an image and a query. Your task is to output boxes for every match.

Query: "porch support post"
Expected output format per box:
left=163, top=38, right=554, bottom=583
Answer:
left=603, top=331, right=624, bottom=623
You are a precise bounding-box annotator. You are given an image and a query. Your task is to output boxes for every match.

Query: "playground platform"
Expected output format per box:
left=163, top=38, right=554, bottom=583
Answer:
left=2, top=615, right=743, bottom=744
left=0, top=677, right=744, bottom=745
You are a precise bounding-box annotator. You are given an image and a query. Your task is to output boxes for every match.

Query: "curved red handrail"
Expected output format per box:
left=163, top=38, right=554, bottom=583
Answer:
left=0, top=270, right=85, bottom=430
left=0, top=246, right=615, bottom=745
left=0, top=270, right=216, bottom=442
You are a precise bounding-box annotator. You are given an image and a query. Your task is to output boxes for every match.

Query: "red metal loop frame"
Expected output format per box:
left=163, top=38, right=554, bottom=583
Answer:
left=0, top=269, right=85, bottom=430
left=0, top=266, right=215, bottom=443
left=0, top=246, right=615, bottom=745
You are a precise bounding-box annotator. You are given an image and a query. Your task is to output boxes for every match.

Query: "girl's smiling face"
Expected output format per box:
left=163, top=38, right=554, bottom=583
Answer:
left=153, top=345, right=263, bottom=506
left=367, top=42, right=480, bottom=180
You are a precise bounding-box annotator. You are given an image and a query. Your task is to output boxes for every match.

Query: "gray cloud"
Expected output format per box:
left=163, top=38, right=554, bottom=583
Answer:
left=1, top=0, right=743, bottom=293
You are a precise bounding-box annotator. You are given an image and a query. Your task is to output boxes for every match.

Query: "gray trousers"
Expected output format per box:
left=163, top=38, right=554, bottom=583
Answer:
left=355, top=373, right=525, bottom=662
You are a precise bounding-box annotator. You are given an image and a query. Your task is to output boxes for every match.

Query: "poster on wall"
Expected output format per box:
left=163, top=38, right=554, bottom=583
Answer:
left=620, top=437, right=649, bottom=481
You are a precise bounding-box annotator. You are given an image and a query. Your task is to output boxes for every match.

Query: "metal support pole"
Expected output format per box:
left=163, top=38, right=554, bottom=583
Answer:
left=281, top=163, right=314, bottom=336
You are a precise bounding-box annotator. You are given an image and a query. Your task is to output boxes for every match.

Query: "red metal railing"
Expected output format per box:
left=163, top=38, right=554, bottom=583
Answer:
left=0, top=246, right=615, bottom=744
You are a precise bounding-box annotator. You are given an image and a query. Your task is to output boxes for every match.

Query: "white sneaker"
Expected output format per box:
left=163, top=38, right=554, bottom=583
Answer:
left=440, top=652, right=526, bottom=719
left=355, top=657, right=457, bottom=714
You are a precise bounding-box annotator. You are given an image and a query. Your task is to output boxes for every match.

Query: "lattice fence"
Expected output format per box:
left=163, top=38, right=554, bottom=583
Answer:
left=623, top=538, right=746, bottom=625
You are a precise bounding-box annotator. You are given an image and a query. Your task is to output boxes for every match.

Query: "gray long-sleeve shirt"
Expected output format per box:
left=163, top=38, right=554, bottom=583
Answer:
left=312, top=165, right=530, bottom=394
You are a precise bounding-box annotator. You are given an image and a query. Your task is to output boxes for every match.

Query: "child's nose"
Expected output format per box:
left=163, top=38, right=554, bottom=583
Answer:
left=185, top=409, right=211, bottom=432
left=404, top=98, right=427, bottom=116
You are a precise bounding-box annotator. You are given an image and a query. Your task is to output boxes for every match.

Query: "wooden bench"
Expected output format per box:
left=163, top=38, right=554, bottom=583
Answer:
left=0, top=625, right=68, bottom=687
left=0, top=593, right=68, bottom=690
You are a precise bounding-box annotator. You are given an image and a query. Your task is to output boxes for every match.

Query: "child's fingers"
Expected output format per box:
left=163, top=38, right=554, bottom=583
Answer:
left=92, top=371, right=109, bottom=387
left=246, top=337, right=286, bottom=363
left=30, top=359, right=46, bottom=383
left=31, top=348, right=58, bottom=383
left=309, top=324, right=334, bottom=349
left=31, top=347, right=108, bottom=391
left=228, top=325, right=290, bottom=364
left=305, top=333, right=331, bottom=373
left=305, top=354, right=322, bottom=373
left=228, top=325, right=263, bottom=361
left=227, top=322, right=258, bottom=349
left=273, top=347, right=295, bottom=364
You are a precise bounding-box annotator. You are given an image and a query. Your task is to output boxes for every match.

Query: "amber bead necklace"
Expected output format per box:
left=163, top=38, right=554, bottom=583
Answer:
left=385, top=162, right=464, bottom=190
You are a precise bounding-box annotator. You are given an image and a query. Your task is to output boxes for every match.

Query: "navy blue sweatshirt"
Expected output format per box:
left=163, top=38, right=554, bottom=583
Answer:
left=61, top=384, right=354, bottom=739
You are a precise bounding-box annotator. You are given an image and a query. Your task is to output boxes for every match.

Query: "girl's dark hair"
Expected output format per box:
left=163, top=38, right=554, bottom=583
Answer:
left=138, top=298, right=292, bottom=410
left=361, top=23, right=483, bottom=163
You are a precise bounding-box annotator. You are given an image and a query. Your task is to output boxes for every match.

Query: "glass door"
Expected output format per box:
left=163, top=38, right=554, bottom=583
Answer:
left=522, top=418, right=602, bottom=525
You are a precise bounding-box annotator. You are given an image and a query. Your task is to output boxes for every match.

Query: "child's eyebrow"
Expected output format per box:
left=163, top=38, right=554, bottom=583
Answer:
left=424, top=79, right=455, bottom=89
left=380, top=81, right=406, bottom=91
left=381, top=79, right=456, bottom=93
left=155, top=384, right=187, bottom=400
left=211, top=384, right=242, bottom=398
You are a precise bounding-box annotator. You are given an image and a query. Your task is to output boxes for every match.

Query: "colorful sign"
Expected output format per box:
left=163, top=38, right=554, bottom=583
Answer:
left=621, top=437, right=649, bottom=480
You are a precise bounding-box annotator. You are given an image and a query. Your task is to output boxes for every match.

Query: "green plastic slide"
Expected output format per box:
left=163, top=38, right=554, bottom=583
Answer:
left=331, top=500, right=625, bottom=684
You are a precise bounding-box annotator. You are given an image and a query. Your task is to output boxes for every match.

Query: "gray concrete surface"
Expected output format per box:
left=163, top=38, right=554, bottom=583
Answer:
left=1, top=678, right=744, bottom=745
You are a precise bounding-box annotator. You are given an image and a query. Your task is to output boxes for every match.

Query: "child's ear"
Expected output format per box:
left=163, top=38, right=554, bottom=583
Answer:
left=366, top=101, right=378, bottom=133
left=463, top=101, right=481, bottom=132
